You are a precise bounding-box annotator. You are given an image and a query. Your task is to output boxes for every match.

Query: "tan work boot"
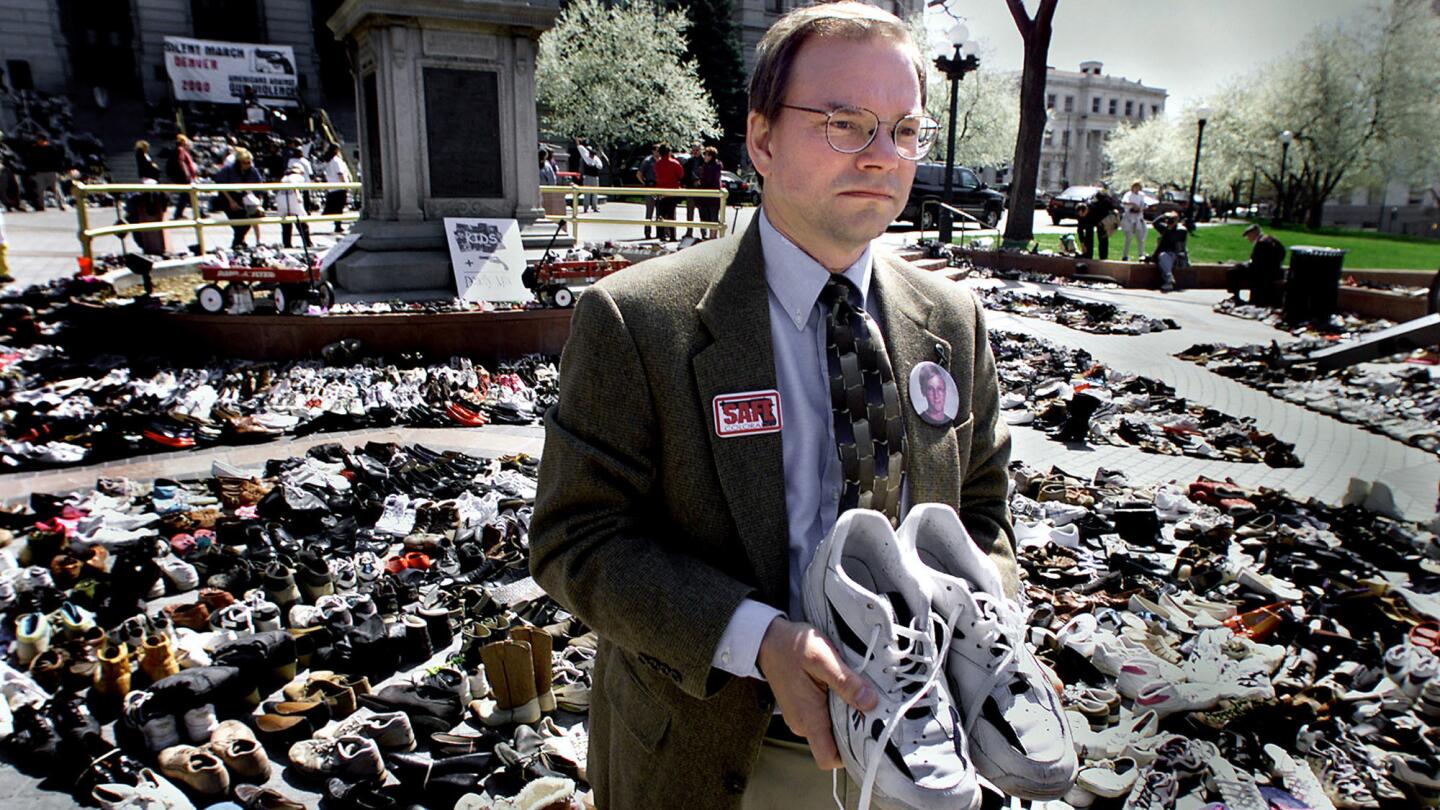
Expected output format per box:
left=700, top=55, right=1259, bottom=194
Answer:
left=473, top=639, right=540, bottom=726
left=141, top=634, right=180, bottom=683
left=510, top=625, right=556, bottom=713
left=95, top=641, right=132, bottom=699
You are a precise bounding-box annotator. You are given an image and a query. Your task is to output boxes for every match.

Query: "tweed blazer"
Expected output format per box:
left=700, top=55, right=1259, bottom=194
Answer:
left=530, top=217, right=1019, bottom=809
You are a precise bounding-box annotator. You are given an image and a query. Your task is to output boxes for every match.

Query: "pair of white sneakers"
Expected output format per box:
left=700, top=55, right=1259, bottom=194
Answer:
left=803, top=505, right=1076, bottom=810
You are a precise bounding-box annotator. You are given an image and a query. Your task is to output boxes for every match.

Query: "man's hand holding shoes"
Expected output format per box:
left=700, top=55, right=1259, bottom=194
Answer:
left=757, top=616, right=877, bottom=770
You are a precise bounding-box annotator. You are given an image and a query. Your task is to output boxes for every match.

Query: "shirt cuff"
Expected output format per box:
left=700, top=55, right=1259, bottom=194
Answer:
left=712, top=598, right=785, bottom=681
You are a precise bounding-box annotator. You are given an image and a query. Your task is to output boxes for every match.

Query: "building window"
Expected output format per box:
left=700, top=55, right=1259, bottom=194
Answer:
left=766, top=0, right=782, bottom=12
left=1124, top=100, right=1134, bottom=116
left=192, top=0, right=264, bottom=43
left=1063, top=95, right=1074, bottom=112
left=1152, top=104, right=1159, bottom=115
left=1042, top=161, right=1051, bottom=182
left=1061, top=130, right=1070, bottom=148
left=1091, top=97, right=1101, bottom=113
left=1109, top=99, right=1117, bottom=115
left=1046, top=93, right=1055, bottom=109
left=1044, top=129, right=1053, bottom=145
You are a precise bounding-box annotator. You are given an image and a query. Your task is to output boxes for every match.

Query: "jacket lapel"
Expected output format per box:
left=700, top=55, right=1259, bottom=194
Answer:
left=692, top=221, right=790, bottom=606
left=871, top=254, right=961, bottom=509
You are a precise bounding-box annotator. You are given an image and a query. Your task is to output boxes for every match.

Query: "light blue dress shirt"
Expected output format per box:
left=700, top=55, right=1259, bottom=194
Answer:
left=710, top=208, right=891, bottom=680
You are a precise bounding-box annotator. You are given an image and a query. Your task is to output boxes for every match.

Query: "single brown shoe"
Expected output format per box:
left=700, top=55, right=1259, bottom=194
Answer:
left=209, top=719, right=272, bottom=782
left=28, top=647, right=69, bottom=691
left=140, top=634, right=180, bottom=684
left=510, top=625, right=556, bottom=713
left=49, top=554, right=82, bottom=587
left=167, top=601, right=211, bottom=631
left=234, top=784, right=306, bottom=810
left=158, top=744, right=230, bottom=795
left=282, top=676, right=356, bottom=719
left=254, top=713, right=314, bottom=745
left=66, top=625, right=105, bottom=687
left=94, top=641, right=132, bottom=699
left=473, top=638, right=541, bottom=726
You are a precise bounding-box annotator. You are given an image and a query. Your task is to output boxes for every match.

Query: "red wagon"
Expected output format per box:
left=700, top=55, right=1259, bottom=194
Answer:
left=194, top=254, right=334, bottom=314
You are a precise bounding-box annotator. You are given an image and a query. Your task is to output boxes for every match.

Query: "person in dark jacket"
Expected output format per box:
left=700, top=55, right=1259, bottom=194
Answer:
left=135, top=140, right=162, bottom=182
left=1152, top=211, right=1187, bottom=291
left=1075, top=188, right=1119, bottom=260
left=696, top=146, right=724, bottom=239
left=1227, top=224, right=1287, bottom=305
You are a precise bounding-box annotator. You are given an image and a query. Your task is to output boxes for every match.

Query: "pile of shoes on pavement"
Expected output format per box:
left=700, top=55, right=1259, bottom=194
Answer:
left=977, top=288, right=1179, bottom=335
left=1178, top=341, right=1440, bottom=458
left=992, top=331, right=1305, bottom=467
left=0, top=285, right=557, bottom=469
left=1213, top=297, right=1396, bottom=340
left=1011, top=462, right=1440, bottom=809
left=0, top=442, right=593, bottom=809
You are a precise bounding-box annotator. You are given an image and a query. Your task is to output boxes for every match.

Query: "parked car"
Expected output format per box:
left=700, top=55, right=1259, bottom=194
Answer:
left=1046, top=185, right=1105, bottom=225
left=720, top=170, right=760, bottom=206
left=994, top=183, right=1049, bottom=210
left=900, top=163, right=1007, bottom=229
left=1144, top=188, right=1213, bottom=222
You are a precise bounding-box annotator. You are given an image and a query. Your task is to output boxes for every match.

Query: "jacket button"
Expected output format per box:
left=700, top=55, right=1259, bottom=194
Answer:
left=723, top=774, right=746, bottom=794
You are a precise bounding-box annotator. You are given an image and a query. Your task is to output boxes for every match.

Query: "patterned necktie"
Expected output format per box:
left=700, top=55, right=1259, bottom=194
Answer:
left=821, top=274, right=906, bottom=524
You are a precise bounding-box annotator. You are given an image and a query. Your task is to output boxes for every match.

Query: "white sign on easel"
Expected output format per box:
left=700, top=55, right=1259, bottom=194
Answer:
left=442, top=218, right=530, bottom=303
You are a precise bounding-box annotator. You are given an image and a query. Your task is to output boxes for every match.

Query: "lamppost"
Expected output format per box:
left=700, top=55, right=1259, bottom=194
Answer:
left=1184, top=106, right=1212, bottom=230
left=1275, top=129, right=1293, bottom=224
left=934, top=22, right=979, bottom=244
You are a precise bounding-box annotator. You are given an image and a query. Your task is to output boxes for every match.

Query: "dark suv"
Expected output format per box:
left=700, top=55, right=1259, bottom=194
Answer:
left=900, top=163, right=1006, bottom=229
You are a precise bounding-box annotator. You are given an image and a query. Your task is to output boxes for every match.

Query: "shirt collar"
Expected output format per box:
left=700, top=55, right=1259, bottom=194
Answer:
left=759, top=207, right=873, bottom=331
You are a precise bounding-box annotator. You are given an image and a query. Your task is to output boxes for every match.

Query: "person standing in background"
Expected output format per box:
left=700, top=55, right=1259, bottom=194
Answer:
left=652, top=143, right=684, bottom=241
left=636, top=144, right=659, bottom=239
left=167, top=134, right=198, bottom=220
left=697, top=146, right=724, bottom=239
left=320, top=144, right=351, bottom=234
left=1120, top=181, right=1148, bottom=261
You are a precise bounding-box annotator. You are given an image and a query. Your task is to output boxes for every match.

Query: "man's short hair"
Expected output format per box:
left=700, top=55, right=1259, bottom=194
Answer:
left=703, top=146, right=718, bottom=159
left=1243, top=224, right=1261, bottom=238
left=658, top=144, right=672, bottom=157
left=234, top=148, right=253, bottom=163
left=748, top=1, right=927, bottom=123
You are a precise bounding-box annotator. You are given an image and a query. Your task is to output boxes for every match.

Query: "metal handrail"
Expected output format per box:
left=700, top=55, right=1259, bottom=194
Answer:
left=73, top=180, right=362, bottom=259
left=538, top=183, right=728, bottom=241
left=918, top=199, right=998, bottom=248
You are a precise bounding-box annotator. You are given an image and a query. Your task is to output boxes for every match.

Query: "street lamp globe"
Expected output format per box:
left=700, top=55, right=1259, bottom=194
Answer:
left=946, top=22, right=969, bottom=48
left=1279, top=130, right=1293, bottom=145
left=1196, top=106, right=1213, bottom=124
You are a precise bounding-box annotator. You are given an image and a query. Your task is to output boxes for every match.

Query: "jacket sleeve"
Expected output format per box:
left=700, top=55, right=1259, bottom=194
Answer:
left=530, top=287, right=758, bottom=700
left=958, top=300, right=1022, bottom=600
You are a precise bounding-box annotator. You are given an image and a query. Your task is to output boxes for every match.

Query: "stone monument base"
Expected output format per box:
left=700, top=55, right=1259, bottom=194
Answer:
left=332, top=220, right=576, bottom=295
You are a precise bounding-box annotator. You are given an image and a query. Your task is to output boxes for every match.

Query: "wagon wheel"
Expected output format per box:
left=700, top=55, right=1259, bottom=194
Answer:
left=552, top=286, right=575, bottom=308
left=272, top=285, right=293, bottom=314
left=316, top=282, right=335, bottom=310
left=196, top=283, right=227, bottom=314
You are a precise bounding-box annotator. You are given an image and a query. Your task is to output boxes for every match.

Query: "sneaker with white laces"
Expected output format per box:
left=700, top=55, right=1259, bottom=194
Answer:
left=326, top=711, right=416, bottom=751
left=16, top=566, right=54, bottom=592
left=899, top=503, right=1076, bottom=800
left=490, top=469, right=538, bottom=500
left=802, top=509, right=979, bottom=810
left=1124, top=737, right=1204, bottom=810
left=158, top=556, right=199, bottom=592
left=374, top=494, right=415, bottom=536
left=1195, top=740, right=1267, bottom=810
left=1263, top=743, right=1335, bottom=810
left=329, top=558, right=358, bottom=593
left=92, top=766, right=192, bottom=810
left=210, top=603, right=253, bottom=635
left=124, top=691, right=181, bottom=753
left=1296, top=726, right=1380, bottom=809
left=354, top=553, right=383, bottom=591
left=288, top=734, right=386, bottom=780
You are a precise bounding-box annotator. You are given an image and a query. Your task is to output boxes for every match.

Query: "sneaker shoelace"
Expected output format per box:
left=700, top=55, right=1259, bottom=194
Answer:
left=832, top=606, right=960, bottom=810
left=956, top=590, right=1024, bottom=739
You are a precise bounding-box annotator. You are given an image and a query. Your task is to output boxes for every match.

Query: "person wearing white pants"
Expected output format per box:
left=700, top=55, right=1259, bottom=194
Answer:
left=1120, top=181, right=1148, bottom=261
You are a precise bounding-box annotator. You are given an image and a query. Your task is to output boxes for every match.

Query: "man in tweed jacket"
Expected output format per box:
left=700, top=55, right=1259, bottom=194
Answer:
left=531, top=4, right=1020, bottom=807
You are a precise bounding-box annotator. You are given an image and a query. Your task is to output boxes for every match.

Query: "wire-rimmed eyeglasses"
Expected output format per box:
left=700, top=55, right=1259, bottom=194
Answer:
left=780, top=104, right=940, bottom=161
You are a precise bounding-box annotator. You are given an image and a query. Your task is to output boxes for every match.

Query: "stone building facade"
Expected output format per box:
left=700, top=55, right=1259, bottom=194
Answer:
left=1039, top=61, right=1167, bottom=191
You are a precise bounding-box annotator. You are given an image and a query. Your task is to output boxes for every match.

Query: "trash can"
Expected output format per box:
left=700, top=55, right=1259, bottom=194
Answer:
left=1284, top=246, right=1346, bottom=325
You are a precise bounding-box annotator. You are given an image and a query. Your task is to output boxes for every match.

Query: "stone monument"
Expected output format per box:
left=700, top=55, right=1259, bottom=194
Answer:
left=326, top=0, right=560, bottom=294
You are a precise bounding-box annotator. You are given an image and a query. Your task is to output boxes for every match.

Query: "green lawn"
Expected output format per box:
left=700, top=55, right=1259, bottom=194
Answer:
left=1010, top=223, right=1440, bottom=271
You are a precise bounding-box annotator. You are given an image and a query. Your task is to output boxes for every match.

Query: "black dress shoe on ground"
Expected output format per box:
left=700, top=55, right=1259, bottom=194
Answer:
left=149, top=665, right=253, bottom=714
